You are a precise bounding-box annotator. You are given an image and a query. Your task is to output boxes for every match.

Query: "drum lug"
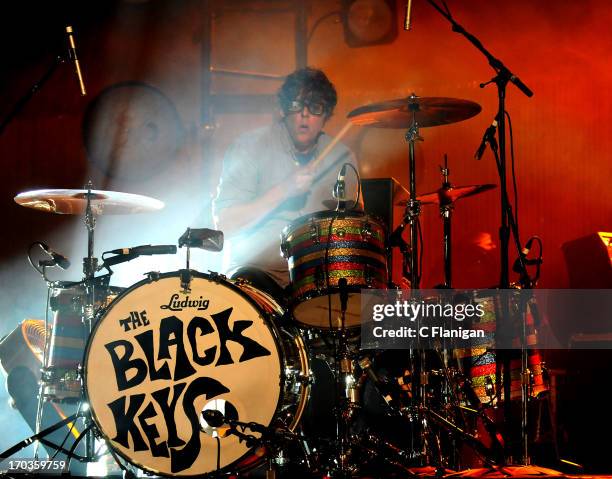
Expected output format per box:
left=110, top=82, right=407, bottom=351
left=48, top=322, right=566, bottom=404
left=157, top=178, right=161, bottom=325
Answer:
left=309, top=221, right=320, bottom=244
left=298, top=373, right=314, bottom=386
left=208, top=271, right=227, bottom=283
left=145, top=271, right=161, bottom=282
left=314, top=265, right=325, bottom=291
left=280, top=240, right=289, bottom=259
left=361, top=222, right=372, bottom=240
left=364, top=265, right=373, bottom=286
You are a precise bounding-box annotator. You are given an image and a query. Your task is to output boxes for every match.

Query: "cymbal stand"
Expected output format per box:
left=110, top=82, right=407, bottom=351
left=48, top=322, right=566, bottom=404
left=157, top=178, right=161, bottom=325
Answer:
left=331, top=278, right=360, bottom=477
left=425, top=0, right=534, bottom=463
left=82, top=182, right=98, bottom=462
left=404, top=94, right=424, bottom=290
left=439, top=156, right=453, bottom=289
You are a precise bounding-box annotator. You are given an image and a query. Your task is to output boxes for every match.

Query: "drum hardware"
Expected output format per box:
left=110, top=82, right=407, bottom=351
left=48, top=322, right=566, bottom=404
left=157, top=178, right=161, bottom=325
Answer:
left=348, top=94, right=483, bottom=289
left=424, top=0, right=535, bottom=464
left=0, top=410, right=91, bottom=462
left=180, top=268, right=193, bottom=292
left=14, top=184, right=166, bottom=467
left=421, top=154, right=497, bottom=288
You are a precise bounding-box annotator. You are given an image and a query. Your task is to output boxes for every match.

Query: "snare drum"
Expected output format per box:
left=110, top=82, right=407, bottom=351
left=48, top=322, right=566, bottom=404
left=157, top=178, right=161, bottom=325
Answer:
left=281, top=210, right=388, bottom=328
left=83, top=271, right=309, bottom=477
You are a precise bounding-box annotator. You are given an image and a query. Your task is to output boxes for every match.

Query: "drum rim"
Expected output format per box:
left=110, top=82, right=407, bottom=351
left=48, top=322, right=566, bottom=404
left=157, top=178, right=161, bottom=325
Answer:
left=281, top=209, right=388, bottom=238
left=82, top=270, right=297, bottom=477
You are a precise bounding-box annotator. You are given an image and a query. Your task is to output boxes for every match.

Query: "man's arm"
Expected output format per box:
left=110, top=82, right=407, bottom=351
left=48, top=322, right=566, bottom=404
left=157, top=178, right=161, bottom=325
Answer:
left=214, top=172, right=311, bottom=235
left=213, top=139, right=314, bottom=235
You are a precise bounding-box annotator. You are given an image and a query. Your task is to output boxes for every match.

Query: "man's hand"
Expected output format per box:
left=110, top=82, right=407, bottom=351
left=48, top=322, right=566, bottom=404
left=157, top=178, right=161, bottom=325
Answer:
left=284, top=166, right=315, bottom=198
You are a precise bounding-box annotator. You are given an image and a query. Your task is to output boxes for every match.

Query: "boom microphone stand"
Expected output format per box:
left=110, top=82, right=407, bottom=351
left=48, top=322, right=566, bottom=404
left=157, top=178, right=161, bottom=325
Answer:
left=424, top=0, right=535, bottom=465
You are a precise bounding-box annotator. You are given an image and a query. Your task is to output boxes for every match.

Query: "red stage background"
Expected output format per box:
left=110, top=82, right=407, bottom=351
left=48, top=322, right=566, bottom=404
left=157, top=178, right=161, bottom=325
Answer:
left=0, top=0, right=610, bottom=471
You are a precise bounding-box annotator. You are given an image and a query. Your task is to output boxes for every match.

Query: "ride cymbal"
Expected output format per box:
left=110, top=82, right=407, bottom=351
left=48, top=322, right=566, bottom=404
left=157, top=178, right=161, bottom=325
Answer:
left=348, top=96, right=482, bottom=129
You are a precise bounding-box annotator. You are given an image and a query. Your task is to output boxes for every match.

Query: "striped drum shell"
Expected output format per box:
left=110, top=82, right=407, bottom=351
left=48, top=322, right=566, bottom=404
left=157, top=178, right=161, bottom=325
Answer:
left=281, top=210, right=388, bottom=328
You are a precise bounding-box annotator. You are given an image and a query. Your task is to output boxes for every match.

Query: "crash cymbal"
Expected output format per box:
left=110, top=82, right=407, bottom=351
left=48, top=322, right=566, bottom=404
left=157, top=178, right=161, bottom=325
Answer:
left=397, top=184, right=496, bottom=207
left=347, top=96, right=482, bottom=128
left=14, top=189, right=164, bottom=215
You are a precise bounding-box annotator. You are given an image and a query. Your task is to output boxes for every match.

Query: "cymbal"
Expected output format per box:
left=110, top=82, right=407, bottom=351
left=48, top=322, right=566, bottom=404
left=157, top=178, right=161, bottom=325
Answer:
left=347, top=96, right=482, bottom=129
left=14, top=189, right=165, bottom=215
left=397, top=184, right=497, bottom=207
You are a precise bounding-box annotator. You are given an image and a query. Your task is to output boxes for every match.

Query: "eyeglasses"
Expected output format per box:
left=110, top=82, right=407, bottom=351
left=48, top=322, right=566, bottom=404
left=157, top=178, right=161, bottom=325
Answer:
left=286, top=99, right=327, bottom=116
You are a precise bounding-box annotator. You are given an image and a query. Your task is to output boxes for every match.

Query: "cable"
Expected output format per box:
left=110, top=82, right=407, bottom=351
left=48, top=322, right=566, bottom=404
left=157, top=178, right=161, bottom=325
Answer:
left=51, top=400, right=84, bottom=461
left=27, top=242, right=46, bottom=277
left=323, top=214, right=342, bottom=447
left=441, top=0, right=452, bottom=16
left=324, top=215, right=337, bottom=330
left=307, top=11, right=341, bottom=44
left=417, top=218, right=424, bottom=287
left=344, top=162, right=362, bottom=210
left=215, top=436, right=221, bottom=478
left=65, top=422, right=93, bottom=471
left=505, top=110, right=519, bottom=231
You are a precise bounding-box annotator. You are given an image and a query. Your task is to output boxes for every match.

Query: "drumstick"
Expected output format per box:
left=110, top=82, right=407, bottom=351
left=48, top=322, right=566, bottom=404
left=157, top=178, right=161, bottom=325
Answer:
left=309, top=121, right=353, bottom=170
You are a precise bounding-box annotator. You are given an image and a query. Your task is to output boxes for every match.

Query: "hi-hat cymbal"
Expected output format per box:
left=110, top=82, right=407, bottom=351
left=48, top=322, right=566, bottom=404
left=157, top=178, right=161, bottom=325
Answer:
left=397, top=184, right=497, bottom=207
left=14, top=189, right=164, bottom=215
left=348, top=96, right=482, bottom=129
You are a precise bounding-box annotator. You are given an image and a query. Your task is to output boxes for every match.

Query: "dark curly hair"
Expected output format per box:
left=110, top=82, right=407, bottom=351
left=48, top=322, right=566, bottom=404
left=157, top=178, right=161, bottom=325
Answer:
left=278, top=67, right=337, bottom=118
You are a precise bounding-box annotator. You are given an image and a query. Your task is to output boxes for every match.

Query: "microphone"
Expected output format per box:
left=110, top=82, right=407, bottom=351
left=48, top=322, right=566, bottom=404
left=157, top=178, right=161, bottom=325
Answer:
left=333, top=163, right=347, bottom=201
left=512, top=237, right=541, bottom=274
left=65, top=25, right=86, bottom=96
left=201, top=409, right=225, bottom=428
left=474, top=119, right=498, bottom=160
left=358, top=356, right=399, bottom=410
left=39, top=243, right=71, bottom=270
left=108, top=244, right=177, bottom=256
left=404, top=0, right=413, bottom=31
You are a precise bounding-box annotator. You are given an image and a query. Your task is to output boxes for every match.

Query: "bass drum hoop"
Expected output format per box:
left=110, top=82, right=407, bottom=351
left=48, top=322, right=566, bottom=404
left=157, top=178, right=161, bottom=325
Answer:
left=82, top=270, right=309, bottom=477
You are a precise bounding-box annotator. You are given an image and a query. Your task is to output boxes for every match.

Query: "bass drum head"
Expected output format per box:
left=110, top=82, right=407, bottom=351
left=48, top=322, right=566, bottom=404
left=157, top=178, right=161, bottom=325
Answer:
left=84, top=272, right=283, bottom=477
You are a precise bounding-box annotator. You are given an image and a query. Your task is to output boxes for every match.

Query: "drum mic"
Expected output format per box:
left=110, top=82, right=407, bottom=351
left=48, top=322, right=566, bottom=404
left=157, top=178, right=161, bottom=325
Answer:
left=333, top=163, right=348, bottom=211
left=108, top=244, right=177, bottom=256
left=201, top=409, right=225, bottom=428
left=38, top=242, right=71, bottom=270
left=474, top=117, right=499, bottom=160
left=102, top=245, right=177, bottom=269
left=65, top=26, right=86, bottom=96
left=358, top=355, right=400, bottom=411
left=333, top=163, right=347, bottom=199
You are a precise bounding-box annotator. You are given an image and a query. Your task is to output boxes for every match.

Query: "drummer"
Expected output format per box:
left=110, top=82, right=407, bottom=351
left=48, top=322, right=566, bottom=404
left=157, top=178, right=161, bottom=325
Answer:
left=213, top=67, right=362, bottom=298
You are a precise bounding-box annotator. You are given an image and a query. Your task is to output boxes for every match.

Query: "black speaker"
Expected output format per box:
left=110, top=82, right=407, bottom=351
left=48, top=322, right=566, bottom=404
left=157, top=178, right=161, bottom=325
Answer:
left=362, top=178, right=397, bottom=282
left=361, top=178, right=395, bottom=231
left=562, top=232, right=612, bottom=288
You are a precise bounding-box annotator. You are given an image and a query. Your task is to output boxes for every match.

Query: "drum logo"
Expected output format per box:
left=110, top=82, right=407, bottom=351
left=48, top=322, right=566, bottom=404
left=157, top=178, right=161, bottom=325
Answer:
left=160, top=293, right=210, bottom=311
left=101, top=307, right=271, bottom=473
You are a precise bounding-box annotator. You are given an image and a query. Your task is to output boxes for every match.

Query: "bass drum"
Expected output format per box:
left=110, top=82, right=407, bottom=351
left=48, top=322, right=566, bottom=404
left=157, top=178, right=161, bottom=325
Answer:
left=83, top=271, right=309, bottom=477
